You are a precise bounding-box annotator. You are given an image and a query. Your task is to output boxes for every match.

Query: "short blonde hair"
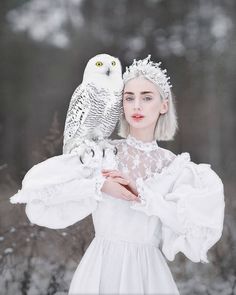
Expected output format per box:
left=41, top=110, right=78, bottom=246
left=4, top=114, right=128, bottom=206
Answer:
left=117, top=76, right=178, bottom=141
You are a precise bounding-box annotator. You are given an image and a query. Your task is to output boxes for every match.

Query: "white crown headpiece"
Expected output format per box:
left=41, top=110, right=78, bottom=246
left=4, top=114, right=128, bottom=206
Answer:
left=123, top=55, right=172, bottom=99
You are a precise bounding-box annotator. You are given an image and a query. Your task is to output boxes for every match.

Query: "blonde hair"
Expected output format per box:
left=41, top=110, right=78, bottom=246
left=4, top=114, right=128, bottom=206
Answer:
left=117, top=76, right=179, bottom=141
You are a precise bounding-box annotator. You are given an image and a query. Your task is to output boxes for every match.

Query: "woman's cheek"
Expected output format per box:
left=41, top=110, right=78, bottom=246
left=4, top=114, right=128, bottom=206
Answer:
left=124, top=105, right=131, bottom=119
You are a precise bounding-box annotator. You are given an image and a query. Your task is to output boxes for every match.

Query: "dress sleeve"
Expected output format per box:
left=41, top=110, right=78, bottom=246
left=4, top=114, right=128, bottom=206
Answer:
left=9, top=152, right=106, bottom=229
left=130, top=152, right=225, bottom=263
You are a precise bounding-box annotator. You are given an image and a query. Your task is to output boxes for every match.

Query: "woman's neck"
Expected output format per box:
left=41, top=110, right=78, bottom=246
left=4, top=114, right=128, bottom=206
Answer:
left=129, top=128, right=155, bottom=143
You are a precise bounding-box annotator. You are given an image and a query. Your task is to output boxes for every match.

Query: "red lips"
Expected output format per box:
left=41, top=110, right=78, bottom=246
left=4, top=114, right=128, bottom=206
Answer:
left=131, top=113, right=144, bottom=121
left=132, top=113, right=144, bottom=118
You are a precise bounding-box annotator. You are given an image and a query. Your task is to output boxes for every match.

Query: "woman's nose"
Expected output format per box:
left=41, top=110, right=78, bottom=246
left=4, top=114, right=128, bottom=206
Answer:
left=134, top=99, right=141, bottom=110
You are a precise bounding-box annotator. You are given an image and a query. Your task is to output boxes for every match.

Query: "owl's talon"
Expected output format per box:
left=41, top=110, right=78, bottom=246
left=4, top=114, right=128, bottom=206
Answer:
left=79, top=155, right=84, bottom=164
left=91, top=149, right=95, bottom=157
left=102, top=149, right=105, bottom=158
left=113, top=146, right=118, bottom=155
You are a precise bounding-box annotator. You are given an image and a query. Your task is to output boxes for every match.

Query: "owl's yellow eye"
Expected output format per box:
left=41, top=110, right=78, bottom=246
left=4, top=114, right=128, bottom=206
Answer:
left=95, top=61, right=103, bottom=67
left=111, top=61, right=116, bottom=66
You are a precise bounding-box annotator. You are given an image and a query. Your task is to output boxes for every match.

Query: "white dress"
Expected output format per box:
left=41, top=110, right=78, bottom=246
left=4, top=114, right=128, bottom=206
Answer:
left=10, top=134, right=225, bottom=295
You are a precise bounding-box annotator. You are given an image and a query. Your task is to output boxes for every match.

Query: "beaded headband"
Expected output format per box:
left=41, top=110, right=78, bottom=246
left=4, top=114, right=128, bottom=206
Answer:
left=123, top=55, right=172, bottom=99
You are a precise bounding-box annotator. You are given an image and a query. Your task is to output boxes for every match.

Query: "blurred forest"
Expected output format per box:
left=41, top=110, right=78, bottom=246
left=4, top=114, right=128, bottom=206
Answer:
left=0, top=0, right=236, bottom=294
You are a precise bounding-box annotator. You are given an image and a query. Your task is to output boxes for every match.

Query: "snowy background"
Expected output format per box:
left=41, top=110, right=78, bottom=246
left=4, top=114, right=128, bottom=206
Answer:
left=0, top=0, right=236, bottom=294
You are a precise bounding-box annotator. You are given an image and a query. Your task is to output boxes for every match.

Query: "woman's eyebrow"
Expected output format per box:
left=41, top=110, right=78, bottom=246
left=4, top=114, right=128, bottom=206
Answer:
left=124, top=91, right=154, bottom=95
left=124, top=91, right=134, bottom=95
left=141, top=91, right=153, bottom=94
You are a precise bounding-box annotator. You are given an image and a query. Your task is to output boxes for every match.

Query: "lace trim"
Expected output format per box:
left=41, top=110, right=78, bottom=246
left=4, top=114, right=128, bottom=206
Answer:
left=131, top=153, right=191, bottom=210
left=10, top=175, right=107, bottom=205
left=10, top=184, right=64, bottom=204
left=94, top=175, right=106, bottom=202
left=126, top=134, right=159, bottom=152
left=177, top=195, right=223, bottom=263
left=136, top=178, right=147, bottom=205
left=10, top=189, right=27, bottom=204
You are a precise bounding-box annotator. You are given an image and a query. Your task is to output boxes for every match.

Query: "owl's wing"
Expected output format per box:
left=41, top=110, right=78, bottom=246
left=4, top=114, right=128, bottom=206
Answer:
left=63, top=83, right=91, bottom=153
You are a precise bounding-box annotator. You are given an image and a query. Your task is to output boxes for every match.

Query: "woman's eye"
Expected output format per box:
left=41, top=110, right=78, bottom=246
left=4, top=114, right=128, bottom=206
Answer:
left=143, top=96, right=152, bottom=101
left=125, top=97, right=134, bottom=101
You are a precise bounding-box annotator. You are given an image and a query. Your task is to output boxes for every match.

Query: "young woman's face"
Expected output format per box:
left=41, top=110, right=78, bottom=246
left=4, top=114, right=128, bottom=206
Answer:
left=123, top=76, right=168, bottom=134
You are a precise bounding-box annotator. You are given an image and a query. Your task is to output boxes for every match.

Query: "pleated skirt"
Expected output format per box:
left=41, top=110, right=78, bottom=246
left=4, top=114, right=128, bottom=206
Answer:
left=69, top=235, right=180, bottom=295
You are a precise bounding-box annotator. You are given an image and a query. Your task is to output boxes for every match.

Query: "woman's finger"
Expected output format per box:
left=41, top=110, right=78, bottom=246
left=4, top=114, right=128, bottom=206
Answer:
left=102, top=170, right=125, bottom=179
left=102, top=169, right=124, bottom=176
left=103, top=173, right=124, bottom=180
left=102, top=170, right=121, bottom=175
left=121, top=187, right=138, bottom=201
left=123, top=193, right=138, bottom=201
left=107, top=176, right=129, bottom=185
left=101, top=169, right=117, bottom=173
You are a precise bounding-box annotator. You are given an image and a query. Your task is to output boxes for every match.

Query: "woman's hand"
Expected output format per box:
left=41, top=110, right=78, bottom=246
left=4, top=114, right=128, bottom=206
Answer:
left=101, top=170, right=141, bottom=202
left=101, top=169, right=140, bottom=201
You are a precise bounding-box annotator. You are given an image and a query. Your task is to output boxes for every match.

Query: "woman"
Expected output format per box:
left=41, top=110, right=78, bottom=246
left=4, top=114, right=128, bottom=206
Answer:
left=10, top=56, right=225, bottom=294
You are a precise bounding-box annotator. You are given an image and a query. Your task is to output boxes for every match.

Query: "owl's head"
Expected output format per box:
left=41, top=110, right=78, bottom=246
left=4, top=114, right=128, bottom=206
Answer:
left=82, top=54, right=123, bottom=89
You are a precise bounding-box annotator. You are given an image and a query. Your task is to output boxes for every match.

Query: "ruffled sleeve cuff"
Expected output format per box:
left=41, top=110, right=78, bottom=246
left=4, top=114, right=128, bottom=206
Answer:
left=9, top=152, right=107, bottom=206
left=10, top=174, right=107, bottom=205
left=130, top=152, right=192, bottom=228
left=10, top=189, right=28, bottom=204
left=131, top=177, right=155, bottom=213
left=130, top=152, right=225, bottom=263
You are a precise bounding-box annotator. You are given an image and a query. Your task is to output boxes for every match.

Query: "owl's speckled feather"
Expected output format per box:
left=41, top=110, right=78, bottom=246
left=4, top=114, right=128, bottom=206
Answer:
left=63, top=54, right=123, bottom=154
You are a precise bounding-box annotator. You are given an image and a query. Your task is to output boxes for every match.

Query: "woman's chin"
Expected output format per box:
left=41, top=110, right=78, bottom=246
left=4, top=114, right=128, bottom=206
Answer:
left=128, top=122, right=149, bottom=129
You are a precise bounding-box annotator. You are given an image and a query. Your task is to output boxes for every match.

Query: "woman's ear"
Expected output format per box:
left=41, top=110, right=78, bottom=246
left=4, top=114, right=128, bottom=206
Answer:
left=160, top=99, right=168, bottom=114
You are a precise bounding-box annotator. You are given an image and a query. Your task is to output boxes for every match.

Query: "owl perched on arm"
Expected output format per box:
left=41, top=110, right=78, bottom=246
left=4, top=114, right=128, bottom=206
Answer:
left=63, top=54, right=123, bottom=163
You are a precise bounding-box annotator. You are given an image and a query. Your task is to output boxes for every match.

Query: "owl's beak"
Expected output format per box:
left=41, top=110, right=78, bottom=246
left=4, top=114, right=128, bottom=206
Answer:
left=106, top=68, right=111, bottom=76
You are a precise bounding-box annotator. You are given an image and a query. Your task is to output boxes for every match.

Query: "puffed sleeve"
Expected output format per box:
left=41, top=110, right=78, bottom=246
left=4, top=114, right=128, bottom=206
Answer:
left=9, top=152, right=106, bottom=229
left=130, top=152, right=225, bottom=263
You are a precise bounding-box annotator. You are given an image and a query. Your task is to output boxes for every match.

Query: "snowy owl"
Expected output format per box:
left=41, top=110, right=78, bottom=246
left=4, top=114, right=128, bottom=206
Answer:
left=63, top=53, right=123, bottom=163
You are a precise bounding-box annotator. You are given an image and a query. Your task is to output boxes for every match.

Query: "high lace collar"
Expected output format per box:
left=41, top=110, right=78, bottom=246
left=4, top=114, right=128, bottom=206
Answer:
left=126, top=134, right=159, bottom=152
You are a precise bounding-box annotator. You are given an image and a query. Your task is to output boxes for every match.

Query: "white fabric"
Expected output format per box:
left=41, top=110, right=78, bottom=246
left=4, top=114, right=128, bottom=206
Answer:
left=10, top=135, right=225, bottom=294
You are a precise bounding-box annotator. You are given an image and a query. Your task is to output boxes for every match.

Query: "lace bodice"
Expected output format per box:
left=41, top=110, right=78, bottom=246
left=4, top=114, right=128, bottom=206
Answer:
left=110, top=134, right=176, bottom=182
